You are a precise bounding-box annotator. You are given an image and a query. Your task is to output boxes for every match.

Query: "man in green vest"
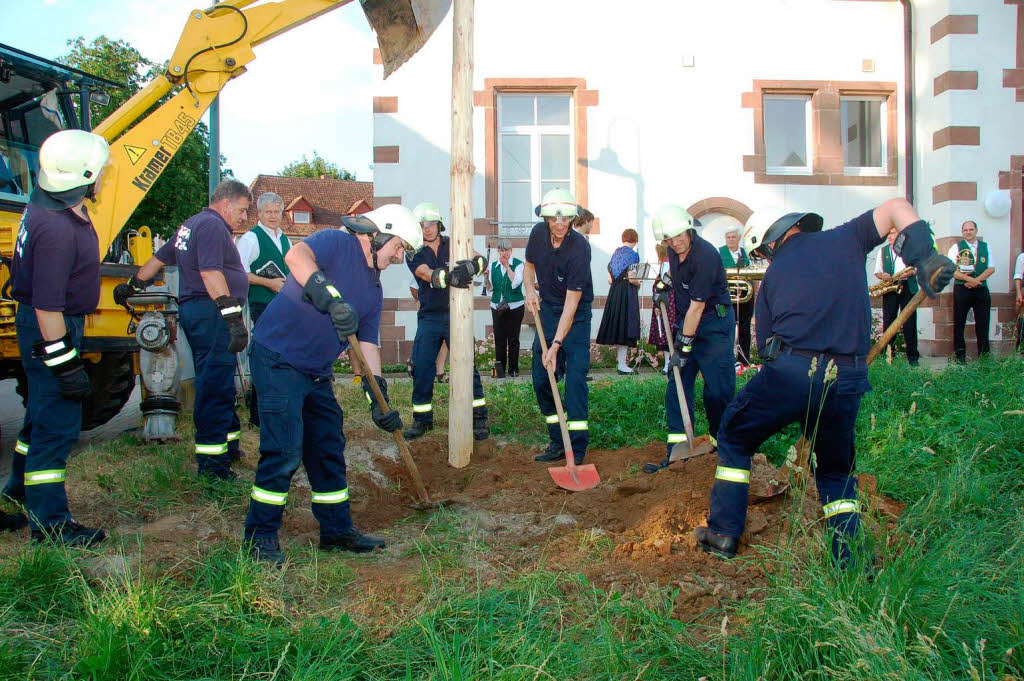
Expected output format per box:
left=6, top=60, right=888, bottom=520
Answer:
left=236, top=191, right=291, bottom=425
left=873, top=227, right=920, bottom=365
left=946, top=220, right=994, bottom=362
left=485, top=239, right=526, bottom=377
left=719, top=226, right=753, bottom=366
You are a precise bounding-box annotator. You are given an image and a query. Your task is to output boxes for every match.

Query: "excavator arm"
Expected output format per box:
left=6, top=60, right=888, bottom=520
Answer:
left=89, top=0, right=449, bottom=253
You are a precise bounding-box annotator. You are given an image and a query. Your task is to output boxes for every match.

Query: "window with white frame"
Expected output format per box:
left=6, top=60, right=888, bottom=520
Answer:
left=497, top=93, right=573, bottom=237
left=841, top=97, right=886, bottom=175
left=292, top=210, right=311, bottom=224
left=763, top=95, right=813, bottom=174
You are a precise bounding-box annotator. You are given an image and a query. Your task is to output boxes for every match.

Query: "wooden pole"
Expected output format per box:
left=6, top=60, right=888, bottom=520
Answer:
left=448, top=0, right=475, bottom=468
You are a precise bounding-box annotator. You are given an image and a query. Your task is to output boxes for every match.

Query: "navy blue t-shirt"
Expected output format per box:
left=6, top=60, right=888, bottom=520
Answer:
left=668, top=232, right=731, bottom=319
left=11, top=201, right=100, bottom=315
left=755, top=210, right=883, bottom=356
left=524, top=221, right=593, bottom=306
left=407, top=236, right=450, bottom=315
left=154, top=208, right=248, bottom=303
left=254, top=230, right=382, bottom=377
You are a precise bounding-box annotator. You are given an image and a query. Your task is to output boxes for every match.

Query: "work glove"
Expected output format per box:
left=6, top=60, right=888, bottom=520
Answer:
left=363, top=375, right=402, bottom=432
left=893, top=220, right=955, bottom=298
left=215, top=295, right=248, bottom=353
left=668, top=331, right=695, bottom=372
left=303, top=270, right=360, bottom=339
left=430, top=268, right=449, bottom=289
left=113, top=274, right=151, bottom=307
left=448, top=259, right=477, bottom=289
left=33, top=333, right=91, bottom=401
left=652, top=278, right=671, bottom=308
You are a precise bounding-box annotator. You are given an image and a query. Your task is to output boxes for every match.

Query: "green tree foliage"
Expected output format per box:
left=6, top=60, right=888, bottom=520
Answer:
left=61, top=36, right=225, bottom=242
left=281, top=151, right=356, bottom=181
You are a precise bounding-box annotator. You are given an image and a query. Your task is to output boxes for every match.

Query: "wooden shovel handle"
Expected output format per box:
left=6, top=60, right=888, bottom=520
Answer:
left=533, top=313, right=576, bottom=462
left=866, top=289, right=927, bottom=366
left=659, top=302, right=696, bottom=454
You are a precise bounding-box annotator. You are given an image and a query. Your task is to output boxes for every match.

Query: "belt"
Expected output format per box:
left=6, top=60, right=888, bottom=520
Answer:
left=781, top=345, right=865, bottom=368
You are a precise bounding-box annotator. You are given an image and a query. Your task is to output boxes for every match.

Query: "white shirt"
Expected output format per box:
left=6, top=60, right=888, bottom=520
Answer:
left=489, top=260, right=525, bottom=310
left=947, top=240, right=979, bottom=273
left=235, top=222, right=288, bottom=272
left=1013, top=253, right=1024, bottom=281
left=874, top=245, right=907, bottom=275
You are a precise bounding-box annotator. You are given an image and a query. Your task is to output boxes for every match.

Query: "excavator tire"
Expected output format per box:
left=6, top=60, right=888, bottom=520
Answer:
left=15, top=352, right=136, bottom=431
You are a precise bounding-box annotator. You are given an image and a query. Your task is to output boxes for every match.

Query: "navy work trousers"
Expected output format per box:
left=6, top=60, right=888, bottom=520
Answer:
left=180, top=298, right=240, bottom=475
left=709, top=350, right=870, bottom=563
left=2, top=419, right=31, bottom=502
left=410, top=311, right=486, bottom=424
left=665, top=309, right=736, bottom=456
left=244, top=343, right=353, bottom=539
left=532, top=303, right=592, bottom=456
left=15, top=305, right=84, bottom=530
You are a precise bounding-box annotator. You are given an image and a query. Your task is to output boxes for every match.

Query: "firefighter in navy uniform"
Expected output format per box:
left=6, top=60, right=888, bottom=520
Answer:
left=116, top=180, right=253, bottom=480
left=694, top=200, right=955, bottom=566
left=524, top=188, right=593, bottom=465
left=8, top=130, right=111, bottom=545
left=643, top=205, right=736, bottom=474
left=242, top=205, right=422, bottom=566
left=402, top=202, right=489, bottom=441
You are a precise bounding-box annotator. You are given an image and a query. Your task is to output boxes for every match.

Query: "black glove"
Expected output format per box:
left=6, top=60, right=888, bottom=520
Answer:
left=430, top=268, right=449, bottom=289
left=215, top=296, right=248, bottom=353
left=668, top=331, right=695, bottom=372
left=449, top=259, right=477, bottom=288
left=893, top=220, right=956, bottom=298
left=364, top=375, right=402, bottom=432
left=468, top=254, right=487, bottom=275
left=33, top=333, right=91, bottom=401
left=113, top=274, right=150, bottom=307
left=303, top=270, right=359, bottom=338
left=652, top=278, right=671, bottom=308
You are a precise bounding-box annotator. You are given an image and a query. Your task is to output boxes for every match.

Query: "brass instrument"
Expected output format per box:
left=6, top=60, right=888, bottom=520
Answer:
left=869, top=267, right=914, bottom=298
left=726, top=266, right=768, bottom=304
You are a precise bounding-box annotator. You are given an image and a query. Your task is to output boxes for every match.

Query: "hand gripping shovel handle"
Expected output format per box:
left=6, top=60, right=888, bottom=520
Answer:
left=660, top=302, right=696, bottom=460
left=533, top=314, right=577, bottom=465
left=347, top=335, right=431, bottom=505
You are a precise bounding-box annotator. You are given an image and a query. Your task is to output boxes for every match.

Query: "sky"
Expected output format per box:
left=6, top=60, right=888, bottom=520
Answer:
left=3, top=0, right=377, bottom=183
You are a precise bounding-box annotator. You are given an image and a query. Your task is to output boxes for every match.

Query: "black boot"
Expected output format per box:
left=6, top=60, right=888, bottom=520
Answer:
left=320, top=528, right=386, bottom=553
left=643, top=455, right=673, bottom=474
left=534, top=442, right=565, bottom=462
left=402, top=421, right=433, bottom=441
left=493, top=362, right=505, bottom=379
left=0, top=511, right=28, bottom=533
left=31, top=521, right=106, bottom=548
left=695, top=526, right=738, bottom=559
left=473, top=417, right=489, bottom=441
left=247, top=535, right=285, bottom=568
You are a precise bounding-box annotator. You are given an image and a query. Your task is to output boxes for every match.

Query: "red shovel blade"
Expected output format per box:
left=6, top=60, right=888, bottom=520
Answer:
left=548, top=461, right=600, bottom=492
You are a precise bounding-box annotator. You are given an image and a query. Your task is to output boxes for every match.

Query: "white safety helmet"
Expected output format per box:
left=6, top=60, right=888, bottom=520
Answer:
left=651, top=204, right=697, bottom=241
left=742, top=207, right=823, bottom=259
left=413, top=202, right=445, bottom=232
left=535, top=188, right=578, bottom=218
left=341, top=204, right=423, bottom=253
left=33, top=130, right=110, bottom=209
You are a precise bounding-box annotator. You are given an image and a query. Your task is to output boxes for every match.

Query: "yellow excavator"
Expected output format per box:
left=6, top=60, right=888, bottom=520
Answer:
left=0, top=0, right=450, bottom=430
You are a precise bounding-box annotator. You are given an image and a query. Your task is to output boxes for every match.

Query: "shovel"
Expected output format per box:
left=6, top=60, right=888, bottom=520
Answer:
left=347, top=335, right=434, bottom=508
left=760, top=287, right=929, bottom=500
left=657, top=303, right=716, bottom=464
left=533, top=313, right=600, bottom=492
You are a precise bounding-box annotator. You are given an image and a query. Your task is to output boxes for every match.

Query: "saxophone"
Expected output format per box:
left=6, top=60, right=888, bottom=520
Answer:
left=869, top=267, right=914, bottom=298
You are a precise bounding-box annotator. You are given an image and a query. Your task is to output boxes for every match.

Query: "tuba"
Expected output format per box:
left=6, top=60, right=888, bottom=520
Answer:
left=726, top=265, right=768, bottom=304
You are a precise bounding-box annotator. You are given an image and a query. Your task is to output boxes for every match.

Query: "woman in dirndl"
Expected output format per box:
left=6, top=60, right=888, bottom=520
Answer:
left=596, top=229, right=641, bottom=374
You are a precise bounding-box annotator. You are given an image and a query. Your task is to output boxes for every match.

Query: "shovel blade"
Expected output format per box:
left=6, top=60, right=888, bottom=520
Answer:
left=669, top=437, right=716, bottom=463
left=548, top=463, right=600, bottom=492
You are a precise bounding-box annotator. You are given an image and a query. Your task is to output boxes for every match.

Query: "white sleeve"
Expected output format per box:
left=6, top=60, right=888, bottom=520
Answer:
left=946, top=243, right=959, bottom=260
left=1014, top=253, right=1024, bottom=280
left=510, top=262, right=525, bottom=288
left=874, top=248, right=884, bottom=275
left=236, top=232, right=259, bottom=272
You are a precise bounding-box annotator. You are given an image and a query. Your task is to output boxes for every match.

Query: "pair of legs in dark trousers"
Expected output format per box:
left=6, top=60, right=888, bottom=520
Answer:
left=881, top=287, right=919, bottom=364
left=491, top=305, right=525, bottom=374
left=410, top=311, right=487, bottom=426
left=953, top=284, right=991, bottom=362
left=734, top=299, right=753, bottom=364
left=246, top=301, right=269, bottom=427
left=532, top=304, right=591, bottom=459
left=245, top=343, right=353, bottom=539
left=665, top=310, right=736, bottom=456
left=13, top=305, right=84, bottom=531
left=180, top=298, right=241, bottom=477
left=709, top=350, right=870, bottom=565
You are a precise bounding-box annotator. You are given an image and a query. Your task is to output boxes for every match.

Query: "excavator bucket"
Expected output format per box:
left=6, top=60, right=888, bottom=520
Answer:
left=361, top=0, right=452, bottom=78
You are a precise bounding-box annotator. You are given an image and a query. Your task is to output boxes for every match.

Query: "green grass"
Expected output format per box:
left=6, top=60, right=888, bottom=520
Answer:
left=0, top=357, right=1021, bottom=679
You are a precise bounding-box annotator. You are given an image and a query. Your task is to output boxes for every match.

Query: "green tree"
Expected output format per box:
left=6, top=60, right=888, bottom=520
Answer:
left=61, top=36, right=225, bottom=243
left=281, top=151, right=356, bottom=181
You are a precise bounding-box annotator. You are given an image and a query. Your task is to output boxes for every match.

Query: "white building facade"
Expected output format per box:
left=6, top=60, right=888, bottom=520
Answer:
left=369, top=0, right=1023, bottom=364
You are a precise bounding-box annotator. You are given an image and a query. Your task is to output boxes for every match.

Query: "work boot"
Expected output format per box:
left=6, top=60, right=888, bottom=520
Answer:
left=31, top=521, right=106, bottom=548
left=247, top=535, right=285, bottom=568
left=695, top=526, right=738, bottom=559
left=573, top=452, right=586, bottom=466
left=0, top=511, right=28, bottom=533
left=643, top=456, right=673, bottom=474
left=320, top=528, right=386, bottom=554
left=229, top=448, right=247, bottom=464
left=403, top=421, right=433, bottom=441
left=534, top=442, right=565, bottom=462
left=473, top=417, right=489, bottom=441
